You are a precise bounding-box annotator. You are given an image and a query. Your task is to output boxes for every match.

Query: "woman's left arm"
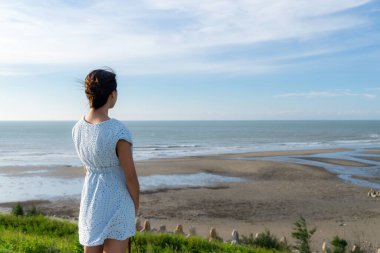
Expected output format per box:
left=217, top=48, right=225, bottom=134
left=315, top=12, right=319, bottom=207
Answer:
left=116, top=140, right=140, bottom=215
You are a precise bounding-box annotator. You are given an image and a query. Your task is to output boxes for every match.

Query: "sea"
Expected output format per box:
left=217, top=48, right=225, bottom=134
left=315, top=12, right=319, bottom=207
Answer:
left=0, top=120, right=379, bottom=167
left=1, top=120, right=380, bottom=203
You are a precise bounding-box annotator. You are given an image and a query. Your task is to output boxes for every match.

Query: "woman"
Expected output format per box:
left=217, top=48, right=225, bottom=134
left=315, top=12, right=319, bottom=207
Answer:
left=72, top=68, right=140, bottom=253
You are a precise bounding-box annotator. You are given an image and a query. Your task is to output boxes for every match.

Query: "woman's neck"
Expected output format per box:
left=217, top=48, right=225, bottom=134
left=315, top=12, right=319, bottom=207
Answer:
left=87, top=107, right=110, bottom=120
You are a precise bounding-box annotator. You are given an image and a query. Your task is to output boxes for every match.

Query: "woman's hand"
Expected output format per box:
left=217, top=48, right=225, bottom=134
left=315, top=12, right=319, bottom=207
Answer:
left=116, top=140, right=140, bottom=216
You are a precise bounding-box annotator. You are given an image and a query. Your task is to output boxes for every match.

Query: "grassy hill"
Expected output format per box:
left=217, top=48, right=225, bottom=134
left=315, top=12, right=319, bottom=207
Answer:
left=0, top=212, right=285, bottom=253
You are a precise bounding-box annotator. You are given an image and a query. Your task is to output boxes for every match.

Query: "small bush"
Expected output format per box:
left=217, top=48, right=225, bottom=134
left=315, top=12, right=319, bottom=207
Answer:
left=240, top=229, right=281, bottom=250
left=351, top=244, right=363, bottom=253
left=240, top=233, right=256, bottom=246
left=291, top=216, right=316, bottom=253
left=331, top=235, right=348, bottom=253
left=254, top=229, right=282, bottom=250
left=25, top=206, right=42, bottom=216
left=11, top=202, right=24, bottom=216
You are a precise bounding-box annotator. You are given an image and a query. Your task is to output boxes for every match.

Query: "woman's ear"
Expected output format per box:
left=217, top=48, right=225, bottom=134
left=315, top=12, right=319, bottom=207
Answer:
left=111, top=90, right=118, bottom=107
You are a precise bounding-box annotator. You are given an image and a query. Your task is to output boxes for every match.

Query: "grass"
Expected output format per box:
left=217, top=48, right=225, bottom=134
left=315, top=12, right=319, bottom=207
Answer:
left=0, top=210, right=371, bottom=253
left=0, top=213, right=81, bottom=253
left=0, top=213, right=284, bottom=253
left=132, top=232, right=282, bottom=253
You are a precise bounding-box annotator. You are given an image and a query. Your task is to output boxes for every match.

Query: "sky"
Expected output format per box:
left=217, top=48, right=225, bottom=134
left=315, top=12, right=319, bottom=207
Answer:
left=0, top=0, right=380, bottom=120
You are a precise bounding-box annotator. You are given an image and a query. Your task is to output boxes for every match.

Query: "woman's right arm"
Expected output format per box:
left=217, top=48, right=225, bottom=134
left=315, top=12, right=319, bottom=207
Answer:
left=116, top=140, right=140, bottom=215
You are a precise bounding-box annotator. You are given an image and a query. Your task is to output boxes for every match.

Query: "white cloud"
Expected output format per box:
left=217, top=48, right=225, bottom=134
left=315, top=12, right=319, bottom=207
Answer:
left=0, top=0, right=375, bottom=75
left=276, top=89, right=376, bottom=99
left=365, top=87, right=380, bottom=92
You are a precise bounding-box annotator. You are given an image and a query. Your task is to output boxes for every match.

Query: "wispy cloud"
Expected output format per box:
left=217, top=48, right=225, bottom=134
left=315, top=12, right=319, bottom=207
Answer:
left=276, top=89, right=376, bottom=99
left=0, top=0, right=376, bottom=75
left=365, top=87, right=380, bottom=92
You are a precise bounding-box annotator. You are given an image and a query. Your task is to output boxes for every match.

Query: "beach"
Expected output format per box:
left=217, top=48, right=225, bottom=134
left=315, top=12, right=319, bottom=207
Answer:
left=1, top=147, right=379, bottom=251
left=1, top=0, right=380, bottom=251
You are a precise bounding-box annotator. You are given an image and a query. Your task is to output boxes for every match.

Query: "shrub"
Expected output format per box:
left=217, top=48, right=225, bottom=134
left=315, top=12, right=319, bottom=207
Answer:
left=351, top=244, right=362, bottom=253
left=11, top=202, right=24, bottom=216
left=254, top=229, right=282, bottom=250
left=240, top=233, right=256, bottom=246
left=240, top=229, right=281, bottom=250
left=26, top=206, right=42, bottom=216
left=331, top=235, right=348, bottom=253
left=291, top=216, right=316, bottom=253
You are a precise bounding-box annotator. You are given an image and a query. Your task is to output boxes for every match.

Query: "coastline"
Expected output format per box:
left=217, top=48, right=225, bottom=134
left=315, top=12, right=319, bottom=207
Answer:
left=0, top=147, right=379, bottom=251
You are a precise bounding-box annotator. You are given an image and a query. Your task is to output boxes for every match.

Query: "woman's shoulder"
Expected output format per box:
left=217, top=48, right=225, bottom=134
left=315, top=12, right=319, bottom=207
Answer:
left=74, top=117, right=84, bottom=126
left=112, top=119, right=133, bottom=144
left=71, top=117, right=131, bottom=135
left=71, top=118, right=84, bottom=136
left=112, top=118, right=131, bottom=131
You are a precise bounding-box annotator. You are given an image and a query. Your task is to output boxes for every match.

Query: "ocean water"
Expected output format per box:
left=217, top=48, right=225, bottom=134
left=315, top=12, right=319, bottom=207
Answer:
left=0, top=172, right=251, bottom=203
left=0, top=120, right=380, bottom=166
left=1, top=120, right=380, bottom=203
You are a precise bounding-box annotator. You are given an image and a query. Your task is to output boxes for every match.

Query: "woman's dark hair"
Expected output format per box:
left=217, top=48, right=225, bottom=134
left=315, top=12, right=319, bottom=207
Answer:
left=84, top=68, right=117, bottom=109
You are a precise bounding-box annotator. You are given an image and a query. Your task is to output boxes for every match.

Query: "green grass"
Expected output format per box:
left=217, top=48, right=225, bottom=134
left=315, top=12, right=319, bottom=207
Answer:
left=0, top=213, right=284, bottom=253
left=132, top=232, right=283, bottom=253
left=0, top=214, right=81, bottom=253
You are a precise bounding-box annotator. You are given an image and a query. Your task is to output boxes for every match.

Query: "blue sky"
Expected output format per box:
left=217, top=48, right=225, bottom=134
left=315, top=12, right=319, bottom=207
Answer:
left=0, top=0, right=379, bottom=120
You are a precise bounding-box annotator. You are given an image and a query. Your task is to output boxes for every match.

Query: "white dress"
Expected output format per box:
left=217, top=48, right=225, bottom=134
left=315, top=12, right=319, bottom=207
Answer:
left=71, top=116, right=135, bottom=246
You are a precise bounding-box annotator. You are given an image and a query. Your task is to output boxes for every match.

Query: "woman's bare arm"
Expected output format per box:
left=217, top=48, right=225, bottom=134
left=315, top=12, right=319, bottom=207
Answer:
left=116, top=140, right=140, bottom=215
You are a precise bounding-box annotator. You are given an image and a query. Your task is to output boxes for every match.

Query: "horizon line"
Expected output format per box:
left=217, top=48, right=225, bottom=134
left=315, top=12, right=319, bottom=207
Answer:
left=0, top=119, right=379, bottom=122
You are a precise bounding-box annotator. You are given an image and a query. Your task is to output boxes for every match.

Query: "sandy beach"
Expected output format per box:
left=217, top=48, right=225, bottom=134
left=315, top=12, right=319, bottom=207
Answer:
left=1, top=148, right=379, bottom=251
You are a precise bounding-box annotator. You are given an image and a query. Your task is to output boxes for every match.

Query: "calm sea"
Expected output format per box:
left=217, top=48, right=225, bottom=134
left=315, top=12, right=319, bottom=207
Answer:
left=0, top=120, right=380, bottom=167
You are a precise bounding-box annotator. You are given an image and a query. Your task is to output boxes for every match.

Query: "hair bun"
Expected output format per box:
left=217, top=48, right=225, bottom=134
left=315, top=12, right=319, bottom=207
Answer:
left=83, top=69, right=117, bottom=109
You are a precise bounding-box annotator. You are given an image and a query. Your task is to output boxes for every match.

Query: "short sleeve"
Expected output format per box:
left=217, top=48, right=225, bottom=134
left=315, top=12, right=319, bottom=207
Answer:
left=116, top=124, right=133, bottom=146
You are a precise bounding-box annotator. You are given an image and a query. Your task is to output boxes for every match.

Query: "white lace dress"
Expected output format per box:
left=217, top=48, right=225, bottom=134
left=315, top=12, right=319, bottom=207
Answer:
left=71, top=116, right=135, bottom=246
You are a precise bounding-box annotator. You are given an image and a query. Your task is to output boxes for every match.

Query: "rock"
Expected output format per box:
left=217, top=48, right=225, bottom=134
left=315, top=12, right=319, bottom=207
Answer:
left=368, top=188, right=372, bottom=197
left=187, top=225, right=197, bottom=237
left=174, top=224, right=185, bottom=235
left=208, top=227, right=223, bottom=242
left=159, top=225, right=166, bottom=233
left=209, top=227, right=217, bottom=242
left=368, top=188, right=380, bottom=198
left=135, top=217, right=143, bottom=231
left=140, top=219, right=151, bottom=232
left=322, top=240, right=330, bottom=253
left=231, top=229, right=239, bottom=245
left=280, top=236, right=287, bottom=248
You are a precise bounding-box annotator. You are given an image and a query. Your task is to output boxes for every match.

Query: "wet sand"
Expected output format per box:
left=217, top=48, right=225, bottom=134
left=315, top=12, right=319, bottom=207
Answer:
left=295, top=157, right=373, bottom=167
left=1, top=148, right=379, bottom=251
left=355, top=155, right=380, bottom=163
left=0, top=165, right=84, bottom=179
left=206, top=148, right=350, bottom=158
left=362, top=151, right=380, bottom=155
left=351, top=175, right=380, bottom=184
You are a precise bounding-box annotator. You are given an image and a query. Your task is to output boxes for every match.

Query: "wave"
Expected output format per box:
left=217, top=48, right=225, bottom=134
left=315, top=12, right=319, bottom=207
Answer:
left=137, top=144, right=202, bottom=149
left=3, top=139, right=380, bottom=167
left=332, top=139, right=380, bottom=144
left=279, top=141, right=324, bottom=146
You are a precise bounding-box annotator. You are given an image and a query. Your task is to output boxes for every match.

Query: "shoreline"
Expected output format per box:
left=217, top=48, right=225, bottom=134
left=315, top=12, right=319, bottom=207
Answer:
left=1, top=147, right=380, bottom=251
